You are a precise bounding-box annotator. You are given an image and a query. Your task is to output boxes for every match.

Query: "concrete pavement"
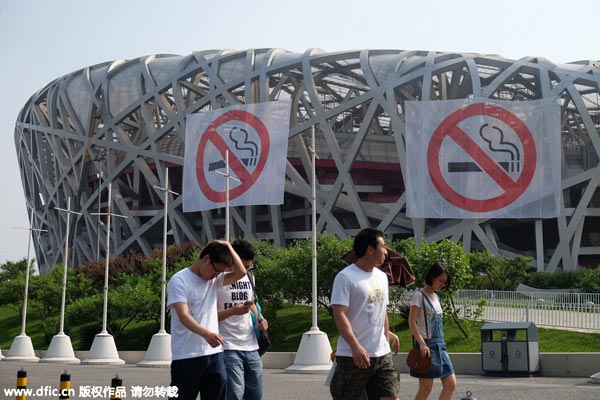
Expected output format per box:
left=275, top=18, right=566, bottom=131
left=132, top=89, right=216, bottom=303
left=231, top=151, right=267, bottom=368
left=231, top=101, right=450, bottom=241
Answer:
left=0, top=361, right=598, bottom=399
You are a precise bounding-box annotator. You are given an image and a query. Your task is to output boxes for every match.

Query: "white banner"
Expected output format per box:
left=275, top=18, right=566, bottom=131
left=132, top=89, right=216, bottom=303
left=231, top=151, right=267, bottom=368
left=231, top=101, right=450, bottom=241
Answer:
left=405, top=98, right=561, bottom=219
left=183, top=100, right=291, bottom=212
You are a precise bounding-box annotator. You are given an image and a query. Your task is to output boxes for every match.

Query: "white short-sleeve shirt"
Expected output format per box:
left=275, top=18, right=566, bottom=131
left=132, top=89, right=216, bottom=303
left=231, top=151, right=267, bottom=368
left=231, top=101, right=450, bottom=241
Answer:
left=331, top=264, right=391, bottom=357
left=167, top=267, right=225, bottom=360
left=410, top=290, right=443, bottom=339
left=217, top=274, right=258, bottom=351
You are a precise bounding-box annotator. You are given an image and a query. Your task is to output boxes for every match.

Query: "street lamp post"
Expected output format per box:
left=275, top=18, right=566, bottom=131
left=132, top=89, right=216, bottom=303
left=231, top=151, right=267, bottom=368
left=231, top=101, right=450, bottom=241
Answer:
left=214, top=150, right=240, bottom=241
left=41, top=196, right=81, bottom=363
left=286, top=125, right=332, bottom=373
left=0, top=249, right=7, bottom=360
left=139, top=167, right=179, bottom=367
left=82, top=183, right=127, bottom=365
left=4, top=208, right=48, bottom=362
left=96, top=171, right=103, bottom=262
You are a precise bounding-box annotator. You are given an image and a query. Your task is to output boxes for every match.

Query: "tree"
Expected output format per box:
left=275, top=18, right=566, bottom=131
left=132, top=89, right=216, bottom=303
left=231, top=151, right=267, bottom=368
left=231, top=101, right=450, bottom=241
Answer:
left=0, top=277, right=25, bottom=315
left=28, top=265, right=94, bottom=343
left=467, top=251, right=533, bottom=290
left=250, top=234, right=352, bottom=316
left=64, top=243, right=201, bottom=346
left=0, top=259, right=29, bottom=282
left=250, top=240, right=290, bottom=313
left=277, top=234, right=351, bottom=315
left=66, top=273, right=158, bottom=341
left=0, top=258, right=36, bottom=319
left=579, top=267, right=600, bottom=293
left=392, top=238, right=473, bottom=337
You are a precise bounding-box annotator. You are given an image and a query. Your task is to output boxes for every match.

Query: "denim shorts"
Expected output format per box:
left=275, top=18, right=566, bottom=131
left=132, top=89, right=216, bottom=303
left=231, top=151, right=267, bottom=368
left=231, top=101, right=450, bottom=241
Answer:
left=409, top=339, right=455, bottom=379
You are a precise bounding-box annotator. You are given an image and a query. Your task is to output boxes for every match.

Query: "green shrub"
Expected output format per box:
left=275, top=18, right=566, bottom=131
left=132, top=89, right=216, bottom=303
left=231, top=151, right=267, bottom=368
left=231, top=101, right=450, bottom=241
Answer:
left=251, top=234, right=352, bottom=316
left=406, top=238, right=471, bottom=295
left=522, top=270, right=584, bottom=289
left=579, top=267, right=600, bottom=293
left=388, top=286, right=411, bottom=326
left=4, top=238, right=598, bottom=353
left=250, top=241, right=288, bottom=313
left=467, top=250, right=496, bottom=289
left=466, top=251, right=532, bottom=290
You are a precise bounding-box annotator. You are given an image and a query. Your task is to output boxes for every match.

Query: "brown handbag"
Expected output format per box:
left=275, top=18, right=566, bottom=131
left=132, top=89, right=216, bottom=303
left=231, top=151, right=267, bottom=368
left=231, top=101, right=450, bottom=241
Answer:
left=340, top=249, right=416, bottom=287
left=406, top=292, right=432, bottom=374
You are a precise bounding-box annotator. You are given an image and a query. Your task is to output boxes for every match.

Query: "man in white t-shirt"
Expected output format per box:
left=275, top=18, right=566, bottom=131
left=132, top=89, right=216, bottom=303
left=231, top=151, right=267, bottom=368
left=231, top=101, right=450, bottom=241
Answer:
left=330, top=228, right=400, bottom=400
left=217, top=240, right=268, bottom=400
left=167, top=240, right=247, bottom=400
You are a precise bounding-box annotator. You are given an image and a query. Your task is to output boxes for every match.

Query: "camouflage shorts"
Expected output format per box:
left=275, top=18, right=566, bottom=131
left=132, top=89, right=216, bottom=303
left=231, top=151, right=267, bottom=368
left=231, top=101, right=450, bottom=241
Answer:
left=330, top=353, right=400, bottom=400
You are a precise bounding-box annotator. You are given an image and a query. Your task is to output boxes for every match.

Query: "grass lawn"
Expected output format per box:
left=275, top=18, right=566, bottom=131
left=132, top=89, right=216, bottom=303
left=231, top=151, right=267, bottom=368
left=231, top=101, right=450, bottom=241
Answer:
left=264, top=304, right=600, bottom=353
left=1, top=304, right=599, bottom=352
left=0, top=307, right=158, bottom=351
left=0, top=306, right=47, bottom=350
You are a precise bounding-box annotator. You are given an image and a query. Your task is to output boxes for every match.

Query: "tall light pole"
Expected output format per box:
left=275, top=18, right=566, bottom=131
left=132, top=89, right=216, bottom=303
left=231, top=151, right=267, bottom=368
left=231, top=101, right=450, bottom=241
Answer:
left=286, top=125, right=332, bottom=373
left=5, top=208, right=47, bottom=362
left=42, top=196, right=81, bottom=363
left=82, top=183, right=126, bottom=365
left=310, top=126, right=319, bottom=330
left=96, top=171, right=103, bottom=262
left=139, top=167, right=179, bottom=367
left=214, top=150, right=240, bottom=241
left=0, top=249, right=7, bottom=359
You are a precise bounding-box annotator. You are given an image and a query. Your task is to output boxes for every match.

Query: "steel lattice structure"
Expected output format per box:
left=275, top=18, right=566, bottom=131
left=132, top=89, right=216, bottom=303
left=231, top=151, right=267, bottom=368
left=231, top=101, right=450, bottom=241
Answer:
left=14, top=49, right=600, bottom=274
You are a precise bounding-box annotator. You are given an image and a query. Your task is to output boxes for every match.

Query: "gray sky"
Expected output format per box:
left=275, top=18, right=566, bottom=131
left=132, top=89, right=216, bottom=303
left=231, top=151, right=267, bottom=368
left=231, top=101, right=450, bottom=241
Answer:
left=1, top=0, right=600, bottom=266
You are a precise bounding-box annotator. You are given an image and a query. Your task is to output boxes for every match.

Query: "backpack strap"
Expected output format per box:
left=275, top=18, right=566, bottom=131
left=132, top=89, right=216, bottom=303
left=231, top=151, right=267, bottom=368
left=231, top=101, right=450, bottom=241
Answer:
left=246, top=270, right=263, bottom=322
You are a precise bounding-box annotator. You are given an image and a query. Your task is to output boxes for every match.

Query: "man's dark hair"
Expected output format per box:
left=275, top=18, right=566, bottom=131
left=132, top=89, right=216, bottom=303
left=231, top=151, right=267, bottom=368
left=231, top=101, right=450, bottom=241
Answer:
left=200, top=241, right=233, bottom=266
left=353, top=228, right=385, bottom=258
left=232, top=239, right=256, bottom=261
left=424, top=262, right=451, bottom=290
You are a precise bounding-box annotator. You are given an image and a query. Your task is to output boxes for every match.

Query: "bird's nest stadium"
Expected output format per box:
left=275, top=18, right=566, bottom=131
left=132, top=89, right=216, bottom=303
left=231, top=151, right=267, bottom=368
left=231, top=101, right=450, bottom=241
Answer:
left=14, top=49, right=600, bottom=273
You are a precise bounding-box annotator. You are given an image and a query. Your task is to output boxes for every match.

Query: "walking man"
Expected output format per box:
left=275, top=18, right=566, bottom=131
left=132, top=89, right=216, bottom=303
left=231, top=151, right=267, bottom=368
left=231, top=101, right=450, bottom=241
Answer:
left=330, top=228, right=400, bottom=400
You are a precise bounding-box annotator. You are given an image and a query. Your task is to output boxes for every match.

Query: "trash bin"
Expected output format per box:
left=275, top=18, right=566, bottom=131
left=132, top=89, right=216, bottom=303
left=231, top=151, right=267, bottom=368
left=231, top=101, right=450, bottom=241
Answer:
left=481, top=322, right=539, bottom=375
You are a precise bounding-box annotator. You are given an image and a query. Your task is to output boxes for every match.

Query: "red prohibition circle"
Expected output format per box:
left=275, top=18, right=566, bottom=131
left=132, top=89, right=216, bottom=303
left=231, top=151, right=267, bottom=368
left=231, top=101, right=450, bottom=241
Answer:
left=196, top=109, right=270, bottom=203
left=427, top=103, right=537, bottom=212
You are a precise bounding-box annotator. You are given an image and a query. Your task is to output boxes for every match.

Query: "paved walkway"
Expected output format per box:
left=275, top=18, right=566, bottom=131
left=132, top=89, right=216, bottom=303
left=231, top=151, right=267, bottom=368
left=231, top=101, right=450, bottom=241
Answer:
left=0, top=361, right=597, bottom=399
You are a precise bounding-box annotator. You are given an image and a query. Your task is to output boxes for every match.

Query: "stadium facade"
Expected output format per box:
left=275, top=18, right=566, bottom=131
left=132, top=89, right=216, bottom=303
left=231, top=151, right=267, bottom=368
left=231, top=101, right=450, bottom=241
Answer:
left=14, top=49, right=600, bottom=274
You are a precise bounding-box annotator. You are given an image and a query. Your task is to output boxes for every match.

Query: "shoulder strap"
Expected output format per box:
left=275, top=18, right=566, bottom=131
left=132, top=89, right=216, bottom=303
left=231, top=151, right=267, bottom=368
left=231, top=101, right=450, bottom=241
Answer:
left=247, top=271, right=258, bottom=299
left=420, top=290, right=429, bottom=339
left=246, top=271, right=263, bottom=322
left=247, top=270, right=256, bottom=287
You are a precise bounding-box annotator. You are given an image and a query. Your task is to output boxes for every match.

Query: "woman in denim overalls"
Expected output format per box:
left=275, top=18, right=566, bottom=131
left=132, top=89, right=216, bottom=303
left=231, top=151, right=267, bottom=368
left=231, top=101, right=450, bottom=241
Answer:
left=408, top=263, right=457, bottom=400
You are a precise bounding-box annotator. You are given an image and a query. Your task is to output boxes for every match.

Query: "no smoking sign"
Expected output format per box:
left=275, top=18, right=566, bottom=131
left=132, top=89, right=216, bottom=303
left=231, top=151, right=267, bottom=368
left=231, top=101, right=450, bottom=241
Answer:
left=427, top=103, right=537, bottom=212
left=183, top=100, right=290, bottom=213
left=196, top=110, right=270, bottom=203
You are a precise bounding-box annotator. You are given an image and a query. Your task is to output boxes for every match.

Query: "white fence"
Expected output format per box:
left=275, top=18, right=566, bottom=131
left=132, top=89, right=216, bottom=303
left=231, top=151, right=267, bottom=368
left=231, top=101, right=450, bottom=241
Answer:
left=455, top=289, right=600, bottom=331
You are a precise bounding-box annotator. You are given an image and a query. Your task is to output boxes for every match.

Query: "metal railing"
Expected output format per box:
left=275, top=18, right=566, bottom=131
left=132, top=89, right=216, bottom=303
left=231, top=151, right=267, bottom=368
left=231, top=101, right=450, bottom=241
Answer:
left=455, top=289, right=600, bottom=331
